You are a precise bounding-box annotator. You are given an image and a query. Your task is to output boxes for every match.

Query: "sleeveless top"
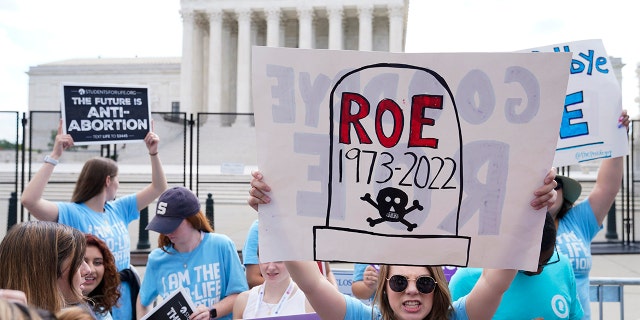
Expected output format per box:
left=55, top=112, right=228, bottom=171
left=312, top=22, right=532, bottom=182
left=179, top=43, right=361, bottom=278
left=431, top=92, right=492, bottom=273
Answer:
left=242, top=282, right=308, bottom=319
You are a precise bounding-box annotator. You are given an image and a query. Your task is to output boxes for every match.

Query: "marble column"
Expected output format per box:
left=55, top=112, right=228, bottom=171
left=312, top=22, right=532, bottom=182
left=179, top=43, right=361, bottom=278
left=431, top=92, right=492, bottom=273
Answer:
left=388, top=5, right=404, bottom=52
left=235, top=8, right=252, bottom=120
left=298, top=6, right=314, bottom=49
left=265, top=7, right=281, bottom=47
left=192, top=15, right=205, bottom=113
left=358, top=5, right=373, bottom=51
left=179, top=10, right=195, bottom=113
left=207, top=9, right=223, bottom=114
left=327, top=6, right=343, bottom=50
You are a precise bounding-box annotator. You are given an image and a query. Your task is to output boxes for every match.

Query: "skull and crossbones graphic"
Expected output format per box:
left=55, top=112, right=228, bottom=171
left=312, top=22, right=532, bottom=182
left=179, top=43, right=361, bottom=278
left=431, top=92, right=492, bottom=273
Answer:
left=361, top=187, right=424, bottom=231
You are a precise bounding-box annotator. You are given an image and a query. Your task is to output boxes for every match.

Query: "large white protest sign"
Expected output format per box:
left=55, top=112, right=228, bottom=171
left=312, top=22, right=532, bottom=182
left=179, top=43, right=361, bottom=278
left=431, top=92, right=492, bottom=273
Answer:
left=252, top=47, right=570, bottom=270
left=522, top=39, right=628, bottom=167
left=61, top=83, right=151, bottom=145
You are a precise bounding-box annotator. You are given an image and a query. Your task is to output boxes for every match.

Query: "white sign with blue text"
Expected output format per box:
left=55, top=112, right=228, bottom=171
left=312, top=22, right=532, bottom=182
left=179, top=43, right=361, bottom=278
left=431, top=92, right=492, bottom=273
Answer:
left=252, top=47, right=571, bottom=271
left=523, top=39, right=628, bottom=167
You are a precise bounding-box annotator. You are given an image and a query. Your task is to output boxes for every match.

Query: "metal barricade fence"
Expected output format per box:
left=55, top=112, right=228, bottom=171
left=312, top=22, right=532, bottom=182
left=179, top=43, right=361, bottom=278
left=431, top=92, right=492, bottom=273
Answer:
left=590, top=277, right=640, bottom=320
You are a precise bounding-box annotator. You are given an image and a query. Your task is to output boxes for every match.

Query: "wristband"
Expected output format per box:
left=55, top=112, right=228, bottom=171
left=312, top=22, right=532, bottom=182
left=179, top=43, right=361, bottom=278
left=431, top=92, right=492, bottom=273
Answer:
left=149, top=152, right=159, bottom=156
left=43, top=155, right=58, bottom=166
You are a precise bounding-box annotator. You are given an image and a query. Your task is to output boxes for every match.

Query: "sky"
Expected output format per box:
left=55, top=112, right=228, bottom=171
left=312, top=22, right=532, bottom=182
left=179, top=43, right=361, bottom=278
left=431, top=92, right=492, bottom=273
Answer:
left=404, top=0, right=639, bottom=118
left=1, top=0, right=639, bottom=119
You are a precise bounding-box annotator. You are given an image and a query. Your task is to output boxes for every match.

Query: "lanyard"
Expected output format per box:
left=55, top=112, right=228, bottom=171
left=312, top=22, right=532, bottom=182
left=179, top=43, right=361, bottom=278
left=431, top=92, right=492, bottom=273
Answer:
left=255, top=280, right=294, bottom=317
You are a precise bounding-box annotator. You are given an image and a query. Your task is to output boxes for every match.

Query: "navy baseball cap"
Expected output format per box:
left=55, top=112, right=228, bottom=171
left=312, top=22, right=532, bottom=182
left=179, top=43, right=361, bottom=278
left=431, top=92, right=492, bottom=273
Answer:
left=146, top=186, right=201, bottom=234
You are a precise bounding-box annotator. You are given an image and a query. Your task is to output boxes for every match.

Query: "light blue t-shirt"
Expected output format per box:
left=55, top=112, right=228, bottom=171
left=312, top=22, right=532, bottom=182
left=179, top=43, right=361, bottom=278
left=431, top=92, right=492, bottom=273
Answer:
left=352, top=264, right=369, bottom=283
left=58, top=193, right=139, bottom=320
left=343, top=292, right=468, bottom=320
left=449, top=254, right=583, bottom=320
left=242, top=219, right=259, bottom=265
left=140, top=232, right=249, bottom=320
left=557, top=200, right=601, bottom=320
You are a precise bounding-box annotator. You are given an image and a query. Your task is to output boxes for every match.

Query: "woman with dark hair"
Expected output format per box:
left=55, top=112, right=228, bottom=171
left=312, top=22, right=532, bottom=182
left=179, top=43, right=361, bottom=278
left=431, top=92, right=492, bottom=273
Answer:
left=0, top=221, right=91, bottom=314
left=21, top=121, right=168, bottom=320
left=137, top=187, right=248, bottom=320
left=84, top=234, right=121, bottom=320
left=549, top=110, right=630, bottom=320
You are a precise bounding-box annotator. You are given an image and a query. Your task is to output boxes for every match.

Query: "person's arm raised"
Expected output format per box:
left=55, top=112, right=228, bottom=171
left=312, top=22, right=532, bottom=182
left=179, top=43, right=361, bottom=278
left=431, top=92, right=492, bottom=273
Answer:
left=136, top=129, right=168, bottom=210
left=464, top=268, right=516, bottom=319
left=589, top=110, right=629, bottom=225
left=20, top=121, right=72, bottom=221
left=284, top=260, right=347, bottom=319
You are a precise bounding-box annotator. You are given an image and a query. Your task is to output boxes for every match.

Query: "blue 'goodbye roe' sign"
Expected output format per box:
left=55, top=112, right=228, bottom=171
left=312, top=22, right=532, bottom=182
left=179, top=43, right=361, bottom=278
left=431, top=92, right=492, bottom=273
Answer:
left=525, top=39, right=628, bottom=167
left=61, top=84, right=151, bottom=145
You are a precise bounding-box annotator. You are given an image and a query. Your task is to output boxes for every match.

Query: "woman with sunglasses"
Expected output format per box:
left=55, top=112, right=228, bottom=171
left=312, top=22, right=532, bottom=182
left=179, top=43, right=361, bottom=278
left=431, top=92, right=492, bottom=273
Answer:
left=549, top=110, right=629, bottom=320
left=287, top=260, right=515, bottom=320
left=247, top=169, right=558, bottom=320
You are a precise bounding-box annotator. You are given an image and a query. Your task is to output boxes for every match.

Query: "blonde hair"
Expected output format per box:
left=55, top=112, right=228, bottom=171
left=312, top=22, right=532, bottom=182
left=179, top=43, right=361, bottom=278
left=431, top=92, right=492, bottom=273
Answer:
left=0, top=221, right=87, bottom=313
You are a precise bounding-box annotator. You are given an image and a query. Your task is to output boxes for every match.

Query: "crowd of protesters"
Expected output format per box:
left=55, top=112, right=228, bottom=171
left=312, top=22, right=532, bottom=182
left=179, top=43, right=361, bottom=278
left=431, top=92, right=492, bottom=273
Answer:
left=0, top=111, right=629, bottom=320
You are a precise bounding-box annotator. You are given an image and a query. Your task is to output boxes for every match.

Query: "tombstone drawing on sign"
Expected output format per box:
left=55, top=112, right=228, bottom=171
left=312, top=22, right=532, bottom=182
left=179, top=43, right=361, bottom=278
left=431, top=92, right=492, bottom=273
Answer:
left=313, top=64, right=471, bottom=267
left=252, top=47, right=571, bottom=270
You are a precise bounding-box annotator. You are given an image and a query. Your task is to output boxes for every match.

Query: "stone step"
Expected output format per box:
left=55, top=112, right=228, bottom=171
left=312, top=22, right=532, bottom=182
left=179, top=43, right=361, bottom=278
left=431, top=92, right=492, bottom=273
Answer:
left=0, top=164, right=252, bottom=205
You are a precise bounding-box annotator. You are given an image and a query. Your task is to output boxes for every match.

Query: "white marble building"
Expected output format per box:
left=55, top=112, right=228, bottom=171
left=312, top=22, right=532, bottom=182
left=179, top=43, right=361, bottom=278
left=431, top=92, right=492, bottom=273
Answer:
left=27, top=57, right=181, bottom=113
left=179, top=0, right=409, bottom=117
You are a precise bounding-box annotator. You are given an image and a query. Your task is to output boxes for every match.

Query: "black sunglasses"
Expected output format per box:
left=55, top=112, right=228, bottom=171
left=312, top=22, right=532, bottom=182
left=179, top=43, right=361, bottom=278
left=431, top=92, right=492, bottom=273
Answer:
left=386, top=275, right=437, bottom=294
